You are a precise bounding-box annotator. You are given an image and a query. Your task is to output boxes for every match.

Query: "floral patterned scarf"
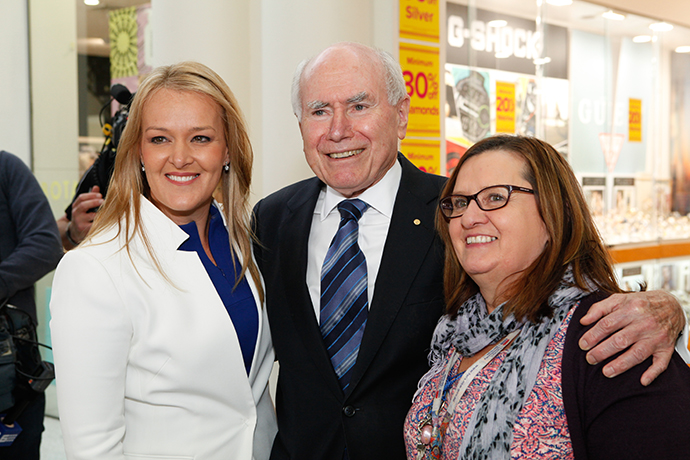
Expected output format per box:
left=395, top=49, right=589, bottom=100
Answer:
left=416, top=267, right=590, bottom=459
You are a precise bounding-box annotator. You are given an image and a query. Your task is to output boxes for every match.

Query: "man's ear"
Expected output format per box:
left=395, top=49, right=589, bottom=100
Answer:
left=397, top=96, right=411, bottom=140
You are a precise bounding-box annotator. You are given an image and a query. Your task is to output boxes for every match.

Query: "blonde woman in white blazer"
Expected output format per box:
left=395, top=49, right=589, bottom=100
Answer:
left=50, top=62, right=277, bottom=460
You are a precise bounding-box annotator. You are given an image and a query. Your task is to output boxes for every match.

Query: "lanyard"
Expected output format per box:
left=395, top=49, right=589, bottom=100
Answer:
left=416, top=329, right=520, bottom=460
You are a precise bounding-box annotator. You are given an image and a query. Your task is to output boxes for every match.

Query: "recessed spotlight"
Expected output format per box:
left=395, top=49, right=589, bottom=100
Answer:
left=633, top=35, right=652, bottom=43
left=676, top=46, right=690, bottom=53
left=533, top=57, right=552, bottom=65
left=546, top=0, right=573, bottom=5
left=488, top=20, right=508, bottom=28
left=602, top=10, right=625, bottom=21
left=84, top=0, right=99, bottom=5
left=650, top=22, right=674, bottom=32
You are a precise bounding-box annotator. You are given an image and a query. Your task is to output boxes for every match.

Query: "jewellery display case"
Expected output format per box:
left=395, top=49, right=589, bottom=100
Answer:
left=443, top=1, right=690, bottom=319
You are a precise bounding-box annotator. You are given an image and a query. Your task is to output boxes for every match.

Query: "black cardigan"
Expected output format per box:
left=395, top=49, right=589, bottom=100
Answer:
left=562, top=291, right=690, bottom=459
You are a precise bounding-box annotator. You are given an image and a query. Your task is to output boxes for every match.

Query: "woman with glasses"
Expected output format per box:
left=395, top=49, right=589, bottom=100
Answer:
left=404, top=135, right=690, bottom=459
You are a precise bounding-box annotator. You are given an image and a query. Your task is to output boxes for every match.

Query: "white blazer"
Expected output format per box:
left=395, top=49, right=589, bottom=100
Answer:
left=50, top=198, right=277, bottom=460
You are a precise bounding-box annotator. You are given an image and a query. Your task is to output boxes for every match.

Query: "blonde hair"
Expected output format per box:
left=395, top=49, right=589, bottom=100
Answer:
left=89, top=61, right=262, bottom=300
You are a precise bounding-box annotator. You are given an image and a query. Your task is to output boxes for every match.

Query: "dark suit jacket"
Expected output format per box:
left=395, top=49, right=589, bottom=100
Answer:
left=253, top=153, right=447, bottom=460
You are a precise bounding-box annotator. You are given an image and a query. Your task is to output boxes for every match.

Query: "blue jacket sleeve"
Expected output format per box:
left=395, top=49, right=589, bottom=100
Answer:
left=0, top=151, right=63, bottom=307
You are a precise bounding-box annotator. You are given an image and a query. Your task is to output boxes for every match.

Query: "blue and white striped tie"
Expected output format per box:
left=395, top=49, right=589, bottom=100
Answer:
left=320, top=199, right=369, bottom=391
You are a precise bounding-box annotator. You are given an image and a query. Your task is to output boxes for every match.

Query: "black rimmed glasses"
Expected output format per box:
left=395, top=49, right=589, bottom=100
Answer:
left=439, top=185, right=534, bottom=221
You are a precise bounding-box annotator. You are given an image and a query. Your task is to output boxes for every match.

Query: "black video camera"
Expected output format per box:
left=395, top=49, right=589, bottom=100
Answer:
left=0, top=302, right=55, bottom=436
left=65, top=84, right=134, bottom=219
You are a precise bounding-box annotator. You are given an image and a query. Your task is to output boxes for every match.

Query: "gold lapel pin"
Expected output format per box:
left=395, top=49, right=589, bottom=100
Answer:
left=413, top=219, right=421, bottom=226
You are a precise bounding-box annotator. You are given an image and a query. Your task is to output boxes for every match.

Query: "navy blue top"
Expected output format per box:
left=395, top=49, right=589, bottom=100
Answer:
left=0, top=151, right=63, bottom=321
left=178, top=205, right=258, bottom=375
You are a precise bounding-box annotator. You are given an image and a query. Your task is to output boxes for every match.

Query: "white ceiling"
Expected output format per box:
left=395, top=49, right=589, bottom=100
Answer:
left=591, top=0, right=690, bottom=29
left=76, top=0, right=690, bottom=56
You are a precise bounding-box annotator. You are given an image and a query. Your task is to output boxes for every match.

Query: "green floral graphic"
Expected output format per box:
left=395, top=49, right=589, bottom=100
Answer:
left=109, top=7, right=138, bottom=79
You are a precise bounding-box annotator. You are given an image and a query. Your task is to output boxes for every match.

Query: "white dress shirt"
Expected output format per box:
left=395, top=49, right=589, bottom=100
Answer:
left=307, top=160, right=402, bottom=322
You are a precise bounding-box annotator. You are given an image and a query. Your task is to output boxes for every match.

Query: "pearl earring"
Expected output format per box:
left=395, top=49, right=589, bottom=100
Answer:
left=141, top=164, right=145, bottom=172
left=223, top=163, right=230, bottom=173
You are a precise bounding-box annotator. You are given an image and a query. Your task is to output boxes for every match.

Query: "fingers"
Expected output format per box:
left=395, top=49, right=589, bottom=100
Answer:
left=639, top=351, right=673, bottom=386
left=71, top=189, right=104, bottom=240
left=73, top=190, right=103, bottom=210
left=579, top=294, right=621, bottom=326
left=586, top=333, right=647, bottom=372
left=592, top=343, right=673, bottom=386
left=579, top=298, right=639, bottom=351
left=580, top=290, right=679, bottom=385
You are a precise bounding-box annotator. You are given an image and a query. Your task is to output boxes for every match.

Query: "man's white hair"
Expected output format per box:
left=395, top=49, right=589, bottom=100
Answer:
left=291, top=43, right=407, bottom=121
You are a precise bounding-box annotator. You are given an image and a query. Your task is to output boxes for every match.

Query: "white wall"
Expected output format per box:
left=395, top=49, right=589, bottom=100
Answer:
left=0, top=1, right=31, bottom=165
left=256, top=0, right=397, bottom=199
left=150, top=0, right=251, bottom=112
left=29, top=0, right=79, bottom=218
left=150, top=0, right=399, bottom=202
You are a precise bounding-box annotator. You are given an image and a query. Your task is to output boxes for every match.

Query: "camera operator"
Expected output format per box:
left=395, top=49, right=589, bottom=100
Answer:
left=58, top=84, right=131, bottom=251
left=0, top=150, right=63, bottom=459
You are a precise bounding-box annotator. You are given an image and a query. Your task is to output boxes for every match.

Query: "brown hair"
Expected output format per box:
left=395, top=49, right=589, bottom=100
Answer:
left=89, top=61, right=262, bottom=300
left=437, top=135, right=621, bottom=321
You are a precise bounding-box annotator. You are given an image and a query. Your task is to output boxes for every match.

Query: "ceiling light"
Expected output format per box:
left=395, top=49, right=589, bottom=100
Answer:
left=84, top=0, right=99, bottom=5
left=602, top=10, right=625, bottom=21
left=533, top=57, right=552, bottom=65
left=650, top=22, right=674, bottom=32
left=546, top=0, right=573, bottom=5
left=487, top=20, right=508, bottom=28
left=632, top=35, right=652, bottom=43
left=676, top=46, right=690, bottom=53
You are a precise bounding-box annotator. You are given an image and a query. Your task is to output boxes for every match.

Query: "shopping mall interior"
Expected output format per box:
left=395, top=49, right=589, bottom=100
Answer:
left=2, top=0, right=690, bottom=457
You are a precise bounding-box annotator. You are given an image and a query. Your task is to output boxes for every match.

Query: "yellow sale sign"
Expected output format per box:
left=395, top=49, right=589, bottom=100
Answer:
left=399, top=0, right=439, bottom=42
left=401, top=139, right=441, bottom=176
left=495, top=81, right=516, bottom=133
left=399, top=43, right=440, bottom=137
left=629, top=98, right=642, bottom=142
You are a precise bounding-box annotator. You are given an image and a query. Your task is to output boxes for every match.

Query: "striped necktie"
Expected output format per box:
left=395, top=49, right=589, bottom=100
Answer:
left=320, top=198, right=369, bottom=391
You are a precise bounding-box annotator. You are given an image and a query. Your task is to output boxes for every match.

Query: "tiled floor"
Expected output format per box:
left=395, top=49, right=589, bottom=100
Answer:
left=39, top=384, right=66, bottom=459
left=40, top=416, right=66, bottom=460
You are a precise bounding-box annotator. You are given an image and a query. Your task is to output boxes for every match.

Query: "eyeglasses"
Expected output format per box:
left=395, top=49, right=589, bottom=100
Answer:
left=439, top=185, right=534, bottom=220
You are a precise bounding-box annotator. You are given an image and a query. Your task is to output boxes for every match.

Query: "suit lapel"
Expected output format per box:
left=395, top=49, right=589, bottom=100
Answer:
left=347, top=155, right=442, bottom=393
left=278, top=179, right=344, bottom=397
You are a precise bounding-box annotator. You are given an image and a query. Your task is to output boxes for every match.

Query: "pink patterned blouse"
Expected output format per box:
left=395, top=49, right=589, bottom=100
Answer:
left=404, top=307, right=577, bottom=460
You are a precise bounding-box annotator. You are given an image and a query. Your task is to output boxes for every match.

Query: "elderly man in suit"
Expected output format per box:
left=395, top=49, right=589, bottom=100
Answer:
left=253, top=42, right=686, bottom=460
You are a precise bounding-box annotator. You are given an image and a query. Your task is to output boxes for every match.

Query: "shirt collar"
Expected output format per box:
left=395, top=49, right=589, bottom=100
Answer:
left=318, top=157, right=402, bottom=221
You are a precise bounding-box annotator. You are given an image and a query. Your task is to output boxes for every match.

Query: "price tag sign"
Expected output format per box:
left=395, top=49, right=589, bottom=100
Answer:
left=495, top=81, right=516, bottom=133
left=629, top=98, right=642, bottom=142
left=399, top=43, right=440, bottom=137
left=399, top=0, right=439, bottom=42
left=401, top=139, right=441, bottom=175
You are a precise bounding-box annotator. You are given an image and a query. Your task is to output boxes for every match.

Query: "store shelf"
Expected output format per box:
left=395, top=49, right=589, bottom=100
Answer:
left=608, top=240, right=690, bottom=264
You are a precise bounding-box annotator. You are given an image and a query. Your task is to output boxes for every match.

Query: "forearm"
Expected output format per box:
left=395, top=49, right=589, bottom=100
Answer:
left=58, top=214, right=78, bottom=251
left=0, top=228, right=62, bottom=302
